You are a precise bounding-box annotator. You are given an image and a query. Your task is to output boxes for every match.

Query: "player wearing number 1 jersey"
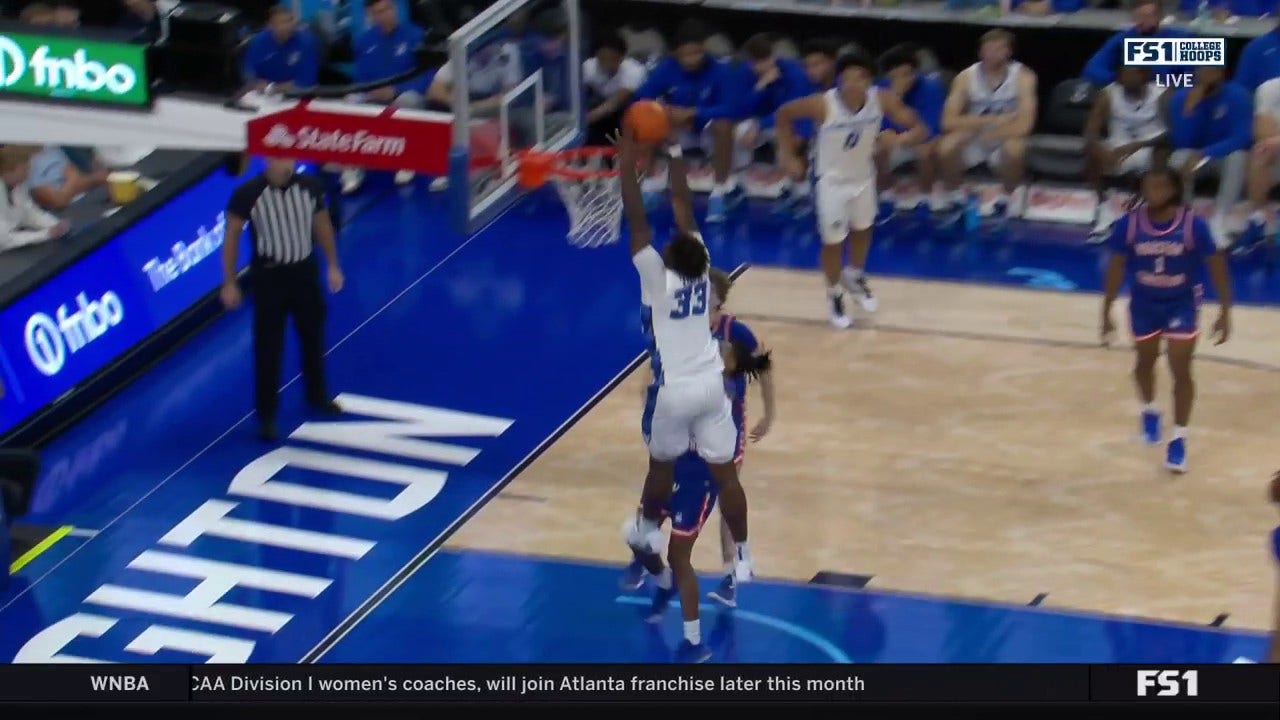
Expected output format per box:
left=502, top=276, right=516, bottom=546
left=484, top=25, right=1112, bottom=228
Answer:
left=617, top=130, right=754, bottom=661
left=1101, top=167, right=1232, bottom=473
left=776, top=50, right=923, bottom=329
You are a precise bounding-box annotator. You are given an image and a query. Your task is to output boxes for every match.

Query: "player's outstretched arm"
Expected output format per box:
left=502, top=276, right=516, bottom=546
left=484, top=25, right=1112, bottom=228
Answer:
left=617, top=130, right=654, bottom=257
left=880, top=90, right=926, bottom=146
left=667, top=145, right=698, bottom=237
left=775, top=94, right=826, bottom=180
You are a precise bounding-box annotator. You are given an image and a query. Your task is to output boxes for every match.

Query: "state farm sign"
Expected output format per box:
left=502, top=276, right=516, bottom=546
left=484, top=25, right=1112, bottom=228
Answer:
left=245, top=101, right=452, bottom=175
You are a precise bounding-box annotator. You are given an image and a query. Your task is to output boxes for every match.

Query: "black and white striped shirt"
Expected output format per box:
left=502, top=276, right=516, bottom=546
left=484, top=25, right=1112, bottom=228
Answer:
left=226, top=173, right=327, bottom=266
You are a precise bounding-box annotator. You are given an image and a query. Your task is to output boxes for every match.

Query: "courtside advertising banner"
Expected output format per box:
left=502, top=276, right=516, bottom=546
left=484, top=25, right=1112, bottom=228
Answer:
left=0, top=161, right=261, bottom=436
left=0, top=29, right=151, bottom=107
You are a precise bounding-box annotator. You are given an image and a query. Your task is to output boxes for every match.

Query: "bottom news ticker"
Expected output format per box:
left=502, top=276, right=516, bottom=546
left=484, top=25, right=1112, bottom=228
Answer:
left=0, top=664, right=1275, bottom=704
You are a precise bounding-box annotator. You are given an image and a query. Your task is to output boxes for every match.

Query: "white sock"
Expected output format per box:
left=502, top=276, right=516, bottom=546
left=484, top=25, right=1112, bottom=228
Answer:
left=949, top=189, right=966, bottom=204
left=712, top=178, right=736, bottom=196
left=792, top=181, right=811, bottom=197
left=1173, top=425, right=1188, bottom=440
left=1250, top=209, right=1267, bottom=224
left=683, top=620, right=701, bottom=645
left=655, top=568, right=673, bottom=590
left=1142, top=402, right=1158, bottom=414
left=735, top=541, right=751, bottom=562
left=843, top=266, right=865, bottom=282
left=722, top=562, right=735, bottom=578
left=879, top=189, right=896, bottom=203
left=827, top=284, right=844, bottom=298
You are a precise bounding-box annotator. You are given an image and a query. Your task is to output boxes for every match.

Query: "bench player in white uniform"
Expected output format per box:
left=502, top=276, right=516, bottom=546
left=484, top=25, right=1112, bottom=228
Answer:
left=776, top=50, right=923, bottom=329
left=1084, top=65, right=1169, bottom=240
left=617, top=129, right=754, bottom=653
left=938, top=29, right=1038, bottom=220
left=1240, top=77, right=1280, bottom=249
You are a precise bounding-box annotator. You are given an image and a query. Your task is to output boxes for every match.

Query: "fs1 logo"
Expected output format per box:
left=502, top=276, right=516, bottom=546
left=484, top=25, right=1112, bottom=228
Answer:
left=1124, top=38, right=1225, bottom=67
left=1136, top=669, right=1199, bottom=697
left=24, top=291, right=125, bottom=377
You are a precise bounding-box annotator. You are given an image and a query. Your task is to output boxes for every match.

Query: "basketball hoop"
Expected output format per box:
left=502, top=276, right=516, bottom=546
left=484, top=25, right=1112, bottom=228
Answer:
left=517, top=147, right=624, bottom=249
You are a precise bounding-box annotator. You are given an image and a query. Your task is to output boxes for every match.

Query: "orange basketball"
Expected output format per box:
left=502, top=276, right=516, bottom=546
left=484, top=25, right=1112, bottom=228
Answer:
left=624, top=100, right=671, bottom=144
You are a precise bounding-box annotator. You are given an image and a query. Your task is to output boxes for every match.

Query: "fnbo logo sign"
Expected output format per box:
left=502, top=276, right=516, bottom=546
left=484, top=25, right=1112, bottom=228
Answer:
left=0, top=31, right=149, bottom=106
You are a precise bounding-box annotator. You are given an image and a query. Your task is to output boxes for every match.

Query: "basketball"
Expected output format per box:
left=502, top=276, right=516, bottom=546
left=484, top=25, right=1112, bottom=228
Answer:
left=624, top=100, right=671, bottom=145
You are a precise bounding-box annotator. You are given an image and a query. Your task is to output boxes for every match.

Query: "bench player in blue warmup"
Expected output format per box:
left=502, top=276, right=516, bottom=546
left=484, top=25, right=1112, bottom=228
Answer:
left=1101, top=166, right=1232, bottom=473
left=620, top=338, right=771, bottom=663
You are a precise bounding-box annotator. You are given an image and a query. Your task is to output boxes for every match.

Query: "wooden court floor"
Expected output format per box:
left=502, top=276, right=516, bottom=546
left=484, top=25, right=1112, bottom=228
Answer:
left=447, top=267, right=1280, bottom=630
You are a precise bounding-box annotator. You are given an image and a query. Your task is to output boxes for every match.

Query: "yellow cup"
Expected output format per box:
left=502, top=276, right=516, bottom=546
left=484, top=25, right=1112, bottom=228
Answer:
left=107, top=171, right=141, bottom=205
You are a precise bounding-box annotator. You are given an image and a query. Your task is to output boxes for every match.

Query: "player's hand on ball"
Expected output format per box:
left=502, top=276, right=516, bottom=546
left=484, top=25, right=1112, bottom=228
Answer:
left=1212, top=310, right=1230, bottom=345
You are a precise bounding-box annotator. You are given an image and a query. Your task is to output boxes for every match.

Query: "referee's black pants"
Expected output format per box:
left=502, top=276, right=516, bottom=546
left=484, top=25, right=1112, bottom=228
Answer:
left=252, top=259, right=329, bottom=423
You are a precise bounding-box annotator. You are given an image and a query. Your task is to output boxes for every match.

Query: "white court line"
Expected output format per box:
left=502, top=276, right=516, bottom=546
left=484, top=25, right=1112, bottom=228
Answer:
left=64, top=528, right=99, bottom=538
left=0, top=204, right=506, bottom=616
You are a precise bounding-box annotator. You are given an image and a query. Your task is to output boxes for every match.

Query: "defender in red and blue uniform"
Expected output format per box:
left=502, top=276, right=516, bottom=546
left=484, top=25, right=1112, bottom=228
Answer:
left=1101, top=167, right=1232, bottom=474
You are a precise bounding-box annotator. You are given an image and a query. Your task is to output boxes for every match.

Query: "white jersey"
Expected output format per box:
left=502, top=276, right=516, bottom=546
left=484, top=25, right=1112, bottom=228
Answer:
left=812, top=87, right=882, bottom=184
left=1107, top=83, right=1164, bottom=143
left=635, top=243, right=722, bottom=384
left=965, top=61, right=1023, bottom=116
left=1256, top=78, right=1280, bottom=124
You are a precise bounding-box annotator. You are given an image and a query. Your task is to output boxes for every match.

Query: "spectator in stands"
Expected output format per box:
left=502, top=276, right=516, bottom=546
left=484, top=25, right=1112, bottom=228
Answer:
left=51, top=0, right=78, bottom=27
left=1082, top=0, right=1188, bottom=88
left=0, top=147, right=69, bottom=252
left=27, top=145, right=109, bottom=213
left=801, top=38, right=839, bottom=91
left=1167, top=65, right=1251, bottom=241
left=520, top=7, right=570, bottom=112
left=938, top=29, right=1037, bottom=220
left=1083, top=65, right=1169, bottom=241
left=634, top=19, right=746, bottom=222
left=243, top=6, right=320, bottom=95
left=426, top=37, right=523, bottom=114
left=343, top=0, right=432, bottom=193
left=1237, top=75, right=1280, bottom=248
left=739, top=33, right=812, bottom=215
left=875, top=43, right=947, bottom=220
left=118, top=0, right=162, bottom=44
left=584, top=30, right=647, bottom=146
left=1235, top=17, right=1280, bottom=92
left=18, top=2, right=54, bottom=24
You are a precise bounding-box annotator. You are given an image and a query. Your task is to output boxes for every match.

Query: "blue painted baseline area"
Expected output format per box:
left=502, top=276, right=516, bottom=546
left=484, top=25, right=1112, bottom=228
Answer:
left=0, top=189, right=1272, bottom=664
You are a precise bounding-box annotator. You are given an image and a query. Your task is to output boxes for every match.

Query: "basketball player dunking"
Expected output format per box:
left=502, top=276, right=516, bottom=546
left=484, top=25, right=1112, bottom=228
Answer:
left=624, top=267, right=777, bottom=613
left=776, top=50, right=924, bottom=329
left=618, top=129, right=755, bottom=658
left=1100, top=167, right=1232, bottom=472
left=619, top=337, right=771, bottom=663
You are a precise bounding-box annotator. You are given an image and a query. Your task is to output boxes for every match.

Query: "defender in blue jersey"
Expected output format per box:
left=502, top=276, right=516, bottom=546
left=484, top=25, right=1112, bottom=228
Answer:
left=1101, top=167, right=1232, bottom=473
left=619, top=337, right=771, bottom=663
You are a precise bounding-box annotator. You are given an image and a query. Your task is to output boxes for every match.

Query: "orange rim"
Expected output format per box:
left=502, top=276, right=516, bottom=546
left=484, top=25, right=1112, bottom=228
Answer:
left=517, top=147, right=621, bottom=186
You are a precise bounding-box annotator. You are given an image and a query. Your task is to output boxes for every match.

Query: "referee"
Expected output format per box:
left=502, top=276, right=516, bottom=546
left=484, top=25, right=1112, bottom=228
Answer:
left=221, top=156, right=346, bottom=441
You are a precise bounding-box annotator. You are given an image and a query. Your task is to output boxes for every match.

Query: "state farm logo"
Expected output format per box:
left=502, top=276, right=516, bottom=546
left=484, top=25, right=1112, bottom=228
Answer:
left=260, top=123, right=406, bottom=158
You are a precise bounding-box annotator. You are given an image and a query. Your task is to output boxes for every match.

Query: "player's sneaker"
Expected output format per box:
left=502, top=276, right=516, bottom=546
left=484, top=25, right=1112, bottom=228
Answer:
left=645, top=584, right=676, bottom=622
left=1165, top=437, right=1187, bottom=473
left=829, top=292, right=852, bottom=329
left=707, top=574, right=737, bottom=608
left=706, top=192, right=728, bottom=223
left=620, top=559, right=646, bottom=591
left=674, top=640, right=712, bottom=663
left=1141, top=409, right=1161, bottom=446
left=840, top=268, right=878, bottom=313
left=1235, top=216, right=1267, bottom=255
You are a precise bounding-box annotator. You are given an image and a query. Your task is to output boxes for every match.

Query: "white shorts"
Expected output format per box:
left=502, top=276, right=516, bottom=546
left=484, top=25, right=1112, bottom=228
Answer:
left=642, top=372, right=736, bottom=464
left=816, top=176, right=876, bottom=244
left=1106, top=138, right=1154, bottom=175
left=961, top=138, right=1004, bottom=170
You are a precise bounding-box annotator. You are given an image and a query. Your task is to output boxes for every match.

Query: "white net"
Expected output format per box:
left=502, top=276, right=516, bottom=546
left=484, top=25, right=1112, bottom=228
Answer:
left=548, top=152, right=624, bottom=249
